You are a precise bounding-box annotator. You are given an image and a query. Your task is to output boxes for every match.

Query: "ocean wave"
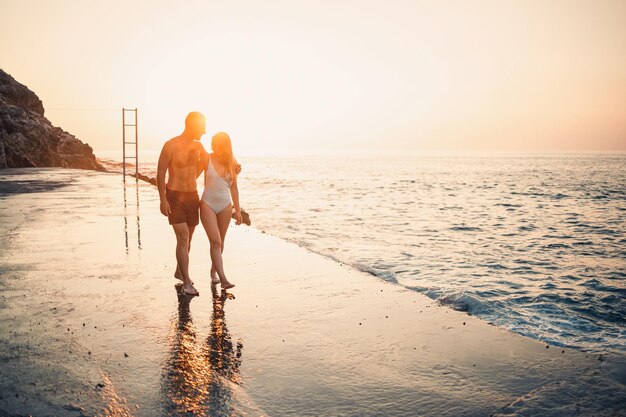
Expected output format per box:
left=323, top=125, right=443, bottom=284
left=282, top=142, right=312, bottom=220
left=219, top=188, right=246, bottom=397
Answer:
left=353, top=263, right=399, bottom=285
left=449, top=226, right=482, bottom=232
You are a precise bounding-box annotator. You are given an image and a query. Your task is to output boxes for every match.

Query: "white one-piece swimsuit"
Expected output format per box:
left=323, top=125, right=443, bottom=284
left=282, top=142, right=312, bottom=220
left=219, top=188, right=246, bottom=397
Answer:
left=201, top=156, right=232, bottom=214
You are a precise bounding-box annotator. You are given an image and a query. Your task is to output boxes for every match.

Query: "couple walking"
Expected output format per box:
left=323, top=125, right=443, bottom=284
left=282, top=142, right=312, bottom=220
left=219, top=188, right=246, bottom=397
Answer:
left=157, top=112, right=242, bottom=296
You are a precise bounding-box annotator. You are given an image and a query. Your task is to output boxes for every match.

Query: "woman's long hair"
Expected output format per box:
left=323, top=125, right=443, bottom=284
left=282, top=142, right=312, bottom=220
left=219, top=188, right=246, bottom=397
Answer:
left=211, top=132, right=238, bottom=181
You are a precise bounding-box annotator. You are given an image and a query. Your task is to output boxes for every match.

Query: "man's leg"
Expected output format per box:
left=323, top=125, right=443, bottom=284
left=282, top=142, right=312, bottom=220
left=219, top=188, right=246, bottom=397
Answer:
left=174, top=225, right=195, bottom=281
left=172, top=223, right=197, bottom=293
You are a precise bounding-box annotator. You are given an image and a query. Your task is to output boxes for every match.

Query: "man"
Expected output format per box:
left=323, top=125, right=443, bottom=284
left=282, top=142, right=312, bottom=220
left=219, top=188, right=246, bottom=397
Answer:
left=157, top=112, right=206, bottom=296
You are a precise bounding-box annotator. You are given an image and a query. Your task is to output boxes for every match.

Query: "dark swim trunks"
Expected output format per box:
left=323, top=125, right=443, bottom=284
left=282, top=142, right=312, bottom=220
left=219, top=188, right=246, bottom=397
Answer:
left=166, top=189, right=200, bottom=226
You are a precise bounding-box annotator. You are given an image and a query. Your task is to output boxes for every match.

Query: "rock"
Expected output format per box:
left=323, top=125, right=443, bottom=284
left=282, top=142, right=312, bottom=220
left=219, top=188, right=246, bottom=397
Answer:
left=0, top=68, right=103, bottom=170
left=237, top=208, right=251, bottom=226
left=0, top=70, right=43, bottom=115
left=130, top=172, right=157, bottom=186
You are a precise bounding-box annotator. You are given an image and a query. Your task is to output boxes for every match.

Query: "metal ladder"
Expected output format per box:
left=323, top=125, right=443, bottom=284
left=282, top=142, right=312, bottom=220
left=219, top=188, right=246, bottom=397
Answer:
left=122, top=108, right=138, bottom=182
left=121, top=108, right=141, bottom=250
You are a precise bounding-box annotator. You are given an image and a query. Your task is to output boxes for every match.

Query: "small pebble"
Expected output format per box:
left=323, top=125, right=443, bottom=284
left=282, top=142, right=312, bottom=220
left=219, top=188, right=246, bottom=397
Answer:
left=124, top=353, right=129, bottom=357
left=546, top=345, right=549, bottom=349
left=561, top=350, right=565, bottom=353
left=82, top=323, right=85, bottom=326
left=385, top=316, right=388, bottom=318
left=359, top=323, right=362, bottom=325
left=463, top=322, right=466, bottom=325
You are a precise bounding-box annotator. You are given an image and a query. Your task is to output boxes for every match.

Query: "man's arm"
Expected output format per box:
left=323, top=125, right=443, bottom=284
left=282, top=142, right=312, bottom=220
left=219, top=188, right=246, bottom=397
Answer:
left=157, top=142, right=171, bottom=216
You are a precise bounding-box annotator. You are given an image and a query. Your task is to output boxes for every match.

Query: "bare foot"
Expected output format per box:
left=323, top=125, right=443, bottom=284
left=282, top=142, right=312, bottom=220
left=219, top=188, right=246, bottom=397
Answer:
left=210, top=270, right=220, bottom=285
left=175, top=270, right=194, bottom=285
left=180, top=284, right=199, bottom=296
left=221, top=281, right=235, bottom=290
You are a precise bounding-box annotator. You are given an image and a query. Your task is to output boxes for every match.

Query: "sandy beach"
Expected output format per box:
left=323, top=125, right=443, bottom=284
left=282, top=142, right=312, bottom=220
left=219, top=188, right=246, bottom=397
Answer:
left=0, top=168, right=625, bottom=417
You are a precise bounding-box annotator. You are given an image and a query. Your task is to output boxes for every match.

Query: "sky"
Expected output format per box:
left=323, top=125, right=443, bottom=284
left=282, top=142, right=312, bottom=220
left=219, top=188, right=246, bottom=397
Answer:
left=1, top=0, right=625, bottom=153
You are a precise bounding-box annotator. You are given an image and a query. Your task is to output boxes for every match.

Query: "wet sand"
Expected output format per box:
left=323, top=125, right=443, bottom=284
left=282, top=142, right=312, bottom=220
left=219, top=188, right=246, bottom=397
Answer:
left=0, top=168, right=624, bottom=416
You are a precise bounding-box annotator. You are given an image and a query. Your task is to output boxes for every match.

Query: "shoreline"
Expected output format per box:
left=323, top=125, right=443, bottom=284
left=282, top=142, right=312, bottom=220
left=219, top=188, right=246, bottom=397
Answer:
left=0, top=167, right=625, bottom=416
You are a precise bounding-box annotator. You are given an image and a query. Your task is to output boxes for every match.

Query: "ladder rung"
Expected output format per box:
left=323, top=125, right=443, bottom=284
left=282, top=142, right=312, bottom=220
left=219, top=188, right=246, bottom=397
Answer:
left=122, top=109, right=138, bottom=173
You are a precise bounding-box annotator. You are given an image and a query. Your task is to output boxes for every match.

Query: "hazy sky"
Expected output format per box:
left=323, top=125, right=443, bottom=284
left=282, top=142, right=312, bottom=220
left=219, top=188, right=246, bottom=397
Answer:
left=1, top=0, right=625, bottom=152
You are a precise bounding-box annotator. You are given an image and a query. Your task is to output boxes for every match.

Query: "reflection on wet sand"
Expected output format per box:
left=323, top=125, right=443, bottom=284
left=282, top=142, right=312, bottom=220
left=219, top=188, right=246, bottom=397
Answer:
left=123, top=182, right=142, bottom=252
left=162, top=285, right=242, bottom=416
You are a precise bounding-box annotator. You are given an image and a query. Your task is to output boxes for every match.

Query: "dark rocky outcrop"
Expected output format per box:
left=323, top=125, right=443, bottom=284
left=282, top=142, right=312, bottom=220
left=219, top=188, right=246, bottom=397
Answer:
left=131, top=172, right=158, bottom=186
left=0, top=69, right=103, bottom=170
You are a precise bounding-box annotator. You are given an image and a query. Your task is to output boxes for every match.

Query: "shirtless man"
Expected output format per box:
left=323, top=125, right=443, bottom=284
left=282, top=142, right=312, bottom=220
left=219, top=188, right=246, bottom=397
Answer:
left=157, top=112, right=206, bottom=296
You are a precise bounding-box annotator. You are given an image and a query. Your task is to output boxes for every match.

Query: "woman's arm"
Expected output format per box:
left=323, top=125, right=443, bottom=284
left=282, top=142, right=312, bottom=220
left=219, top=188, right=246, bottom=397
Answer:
left=197, top=147, right=209, bottom=179
left=230, top=177, right=242, bottom=225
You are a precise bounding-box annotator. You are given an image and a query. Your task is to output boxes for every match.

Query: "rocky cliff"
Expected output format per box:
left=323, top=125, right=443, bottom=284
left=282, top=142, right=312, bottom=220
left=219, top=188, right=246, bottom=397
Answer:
left=0, top=69, right=103, bottom=170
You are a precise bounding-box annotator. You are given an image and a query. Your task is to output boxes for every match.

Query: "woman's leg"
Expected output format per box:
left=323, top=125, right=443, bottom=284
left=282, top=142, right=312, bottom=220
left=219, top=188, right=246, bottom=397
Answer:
left=211, top=205, right=232, bottom=281
left=200, top=202, right=234, bottom=289
left=216, top=203, right=232, bottom=252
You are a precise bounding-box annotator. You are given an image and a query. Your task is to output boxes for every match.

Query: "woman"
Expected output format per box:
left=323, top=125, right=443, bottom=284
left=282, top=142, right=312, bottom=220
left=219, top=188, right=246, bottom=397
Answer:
left=200, top=132, right=242, bottom=290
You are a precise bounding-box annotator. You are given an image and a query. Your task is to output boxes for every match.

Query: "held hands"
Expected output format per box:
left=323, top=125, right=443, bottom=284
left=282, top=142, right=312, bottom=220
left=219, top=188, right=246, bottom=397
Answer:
left=160, top=200, right=171, bottom=217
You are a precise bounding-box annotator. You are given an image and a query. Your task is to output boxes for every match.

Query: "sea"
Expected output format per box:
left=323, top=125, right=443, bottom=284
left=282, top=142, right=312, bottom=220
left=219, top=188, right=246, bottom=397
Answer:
left=99, top=150, right=626, bottom=354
